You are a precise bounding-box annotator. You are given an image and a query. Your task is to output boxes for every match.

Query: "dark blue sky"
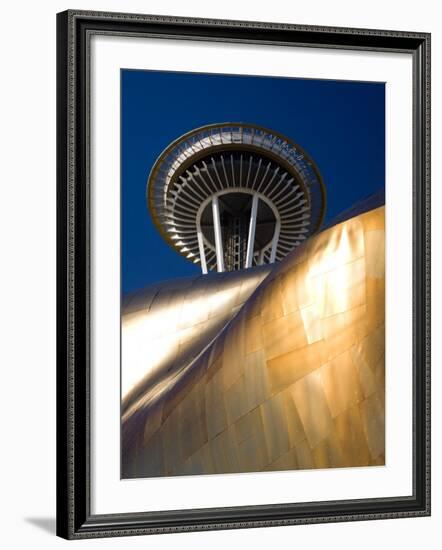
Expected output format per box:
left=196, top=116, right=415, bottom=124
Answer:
left=121, top=70, right=385, bottom=294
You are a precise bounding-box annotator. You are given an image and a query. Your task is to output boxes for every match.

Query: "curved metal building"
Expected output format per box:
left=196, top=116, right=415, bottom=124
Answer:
left=147, top=123, right=326, bottom=273
left=122, top=204, right=385, bottom=478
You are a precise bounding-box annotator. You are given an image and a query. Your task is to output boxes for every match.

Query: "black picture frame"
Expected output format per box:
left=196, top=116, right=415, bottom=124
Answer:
left=56, top=9, right=431, bottom=539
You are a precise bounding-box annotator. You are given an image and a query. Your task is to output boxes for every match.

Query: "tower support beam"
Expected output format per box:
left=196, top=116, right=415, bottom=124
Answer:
left=270, top=220, right=281, bottom=263
left=245, top=194, right=259, bottom=268
left=212, top=196, right=224, bottom=272
left=197, top=228, right=208, bottom=274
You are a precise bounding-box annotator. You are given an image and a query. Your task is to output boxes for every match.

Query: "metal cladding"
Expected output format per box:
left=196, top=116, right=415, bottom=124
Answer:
left=122, top=204, right=385, bottom=478
left=147, top=123, right=326, bottom=273
left=122, top=266, right=272, bottom=403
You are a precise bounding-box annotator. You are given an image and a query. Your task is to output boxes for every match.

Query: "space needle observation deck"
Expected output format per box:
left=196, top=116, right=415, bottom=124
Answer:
left=147, top=123, right=326, bottom=273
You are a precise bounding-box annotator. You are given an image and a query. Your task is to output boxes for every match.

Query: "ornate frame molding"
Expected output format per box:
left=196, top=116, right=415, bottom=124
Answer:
left=56, top=10, right=430, bottom=539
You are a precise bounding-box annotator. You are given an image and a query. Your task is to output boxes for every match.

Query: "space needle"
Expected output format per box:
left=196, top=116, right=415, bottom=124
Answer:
left=147, top=123, right=326, bottom=273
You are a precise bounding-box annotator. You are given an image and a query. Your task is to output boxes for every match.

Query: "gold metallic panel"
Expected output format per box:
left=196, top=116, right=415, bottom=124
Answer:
left=281, top=387, right=307, bottom=448
left=312, top=428, right=347, bottom=469
left=294, top=439, right=315, bottom=470
left=290, top=370, right=334, bottom=448
left=260, top=280, right=285, bottom=324
left=243, top=350, right=270, bottom=411
left=122, top=206, right=385, bottom=478
left=234, top=408, right=270, bottom=472
left=262, top=310, right=307, bottom=361
left=259, top=393, right=291, bottom=464
left=334, top=403, right=372, bottom=466
left=320, top=350, right=363, bottom=418
left=266, top=340, right=325, bottom=394
left=244, top=313, right=262, bottom=354
left=264, top=447, right=298, bottom=472
left=359, top=392, right=385, bottom=460
left=205, top=373, right=228, bottom=439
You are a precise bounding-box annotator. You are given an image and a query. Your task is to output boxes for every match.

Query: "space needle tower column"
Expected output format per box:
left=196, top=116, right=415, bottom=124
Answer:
left=147, top=123, right=326, bottom=273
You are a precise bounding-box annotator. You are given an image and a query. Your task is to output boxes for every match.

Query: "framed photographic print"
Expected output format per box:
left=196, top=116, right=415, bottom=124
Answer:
left=56, top=10, right=431, bottom=539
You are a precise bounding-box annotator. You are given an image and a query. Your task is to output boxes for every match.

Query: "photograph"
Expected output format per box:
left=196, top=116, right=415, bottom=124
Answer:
left=54, top=7, right=431, bottom=540
left=0, top=0, right=437, bottom=546
left=120, top=69, right=386, bottom=479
